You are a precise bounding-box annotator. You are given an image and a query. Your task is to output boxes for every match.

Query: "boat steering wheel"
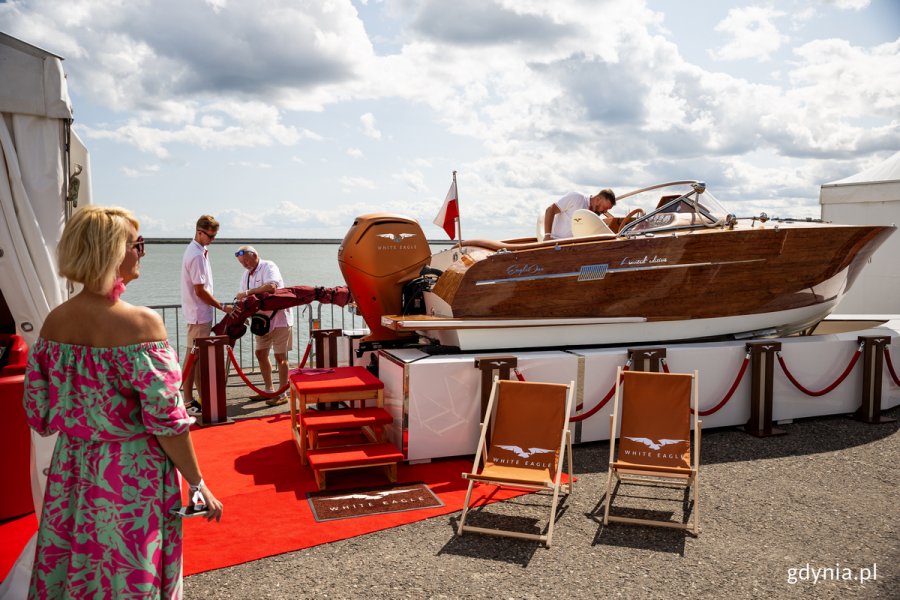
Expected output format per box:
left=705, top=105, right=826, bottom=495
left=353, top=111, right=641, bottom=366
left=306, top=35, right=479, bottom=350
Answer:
left=619, top=208, right=646, bottom=229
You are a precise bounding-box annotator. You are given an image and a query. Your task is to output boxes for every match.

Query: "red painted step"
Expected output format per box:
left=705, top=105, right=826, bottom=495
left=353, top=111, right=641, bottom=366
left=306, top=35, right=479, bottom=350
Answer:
left=307, top=442, right=405, bottom=470
left=301, top=407, right=393, bottom=431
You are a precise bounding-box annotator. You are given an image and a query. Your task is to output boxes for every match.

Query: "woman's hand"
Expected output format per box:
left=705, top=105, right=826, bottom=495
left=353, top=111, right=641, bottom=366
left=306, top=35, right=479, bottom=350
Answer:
left=198, top=482, right=223, bottom=523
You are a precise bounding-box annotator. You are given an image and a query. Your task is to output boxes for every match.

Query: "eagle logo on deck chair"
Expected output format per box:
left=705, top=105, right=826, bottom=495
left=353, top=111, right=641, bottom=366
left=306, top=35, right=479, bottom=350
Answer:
left=328, top=489, right=413, bottom=501
left=496, top=445, right=555, bottom=458
left=625, top=437, right=687, bottom=450
left=376, top=233, right=417, bottom=243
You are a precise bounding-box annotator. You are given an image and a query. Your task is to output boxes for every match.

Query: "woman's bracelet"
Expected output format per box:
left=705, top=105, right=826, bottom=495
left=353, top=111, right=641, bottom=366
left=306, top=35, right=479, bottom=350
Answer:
left=189, top=478, right=204, bottom=491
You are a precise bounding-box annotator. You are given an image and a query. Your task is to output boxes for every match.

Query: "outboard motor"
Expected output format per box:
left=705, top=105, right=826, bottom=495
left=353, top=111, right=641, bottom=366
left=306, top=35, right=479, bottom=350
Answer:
left=401, top=266, right=443, bottom=316
left=338, top=214, right=432, bottom=344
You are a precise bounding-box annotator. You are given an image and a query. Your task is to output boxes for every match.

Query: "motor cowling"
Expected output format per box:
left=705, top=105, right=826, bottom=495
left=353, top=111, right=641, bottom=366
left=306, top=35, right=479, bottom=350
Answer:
left=338, top=213, right=432, bottom=343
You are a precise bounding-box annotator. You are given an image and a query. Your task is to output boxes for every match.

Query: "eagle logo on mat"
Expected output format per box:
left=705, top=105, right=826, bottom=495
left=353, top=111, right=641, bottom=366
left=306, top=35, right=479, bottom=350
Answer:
left=329, top=489, right=412, bottom=501
left=376, top=233, right=416, bottom=243
left=625, top=437, right=686, bottom=450
left=496, top=445, right=554, bottom=458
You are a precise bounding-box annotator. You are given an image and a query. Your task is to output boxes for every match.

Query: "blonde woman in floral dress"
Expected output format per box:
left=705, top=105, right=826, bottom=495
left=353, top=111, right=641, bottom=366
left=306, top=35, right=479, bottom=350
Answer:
left=23, top=206, right=223, bottom=599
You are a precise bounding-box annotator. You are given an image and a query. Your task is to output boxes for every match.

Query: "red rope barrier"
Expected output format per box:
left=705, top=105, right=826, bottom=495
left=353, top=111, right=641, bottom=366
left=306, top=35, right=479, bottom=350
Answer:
left=698, top=355, right=749, bottom=416
left=568, top=377, right=619, bottom=423
left=884, top=347, right=900, bottom=386
left=298, top=339, right=312, bottom=369
left=225, top=346, right=290, bottom=398
left=777, top=345, right=862, bottom=397
left=658, top=356, right=749, bottom=416
left=512, top=364, right=630, bottom=422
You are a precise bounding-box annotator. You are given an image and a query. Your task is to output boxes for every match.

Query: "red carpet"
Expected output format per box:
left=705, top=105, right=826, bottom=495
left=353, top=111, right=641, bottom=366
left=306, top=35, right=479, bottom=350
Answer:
left=0, top=512, right=37, bottom=581
left=2, top=415, right=523, bottom=578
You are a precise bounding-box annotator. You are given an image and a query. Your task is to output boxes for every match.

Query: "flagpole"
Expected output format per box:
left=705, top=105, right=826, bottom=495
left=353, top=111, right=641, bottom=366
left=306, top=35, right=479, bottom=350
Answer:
left=452, top=170, right=462, bottom=252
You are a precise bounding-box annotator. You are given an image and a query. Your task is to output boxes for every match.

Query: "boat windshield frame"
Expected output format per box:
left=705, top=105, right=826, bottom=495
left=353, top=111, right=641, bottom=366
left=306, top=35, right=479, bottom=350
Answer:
left=616, top=181, right=729, bottom=237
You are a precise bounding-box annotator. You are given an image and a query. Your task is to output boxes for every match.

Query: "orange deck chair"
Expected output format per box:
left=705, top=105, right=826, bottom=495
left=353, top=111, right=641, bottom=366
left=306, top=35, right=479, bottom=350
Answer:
left=602, top=368, right=701, bottom=535
left=458, top=378, right=575, bottom=547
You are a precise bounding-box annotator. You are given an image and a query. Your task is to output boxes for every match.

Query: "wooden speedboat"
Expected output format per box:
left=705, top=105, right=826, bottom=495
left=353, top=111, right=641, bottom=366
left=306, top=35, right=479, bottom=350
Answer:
left=338, top=181, right=894, bottom=351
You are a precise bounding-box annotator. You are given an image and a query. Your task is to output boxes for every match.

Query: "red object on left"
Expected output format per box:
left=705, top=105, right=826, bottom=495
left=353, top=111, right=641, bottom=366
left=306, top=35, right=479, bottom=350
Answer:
left=0, top=334, right=34, bottom=520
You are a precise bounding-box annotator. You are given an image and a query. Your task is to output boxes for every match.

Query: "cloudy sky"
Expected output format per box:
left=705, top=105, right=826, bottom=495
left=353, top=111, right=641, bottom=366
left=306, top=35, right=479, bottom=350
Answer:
left=2, top=0, right=898, bottom=239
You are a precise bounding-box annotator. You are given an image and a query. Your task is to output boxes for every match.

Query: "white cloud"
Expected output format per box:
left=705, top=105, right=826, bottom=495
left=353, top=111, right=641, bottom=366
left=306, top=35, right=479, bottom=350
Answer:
left=204, top=0, right=228, bottom=13
left=823, top=0, right=870, bottom=9
left=393, top=169, right=428, bottom=192
left=360, top=113, right=382, bottom=139
left=121, top=164, right=160, bottom=177
left=79, top=100, right=322, bottom=158
left=339, top=176, right=377, bottom=190
left=710, top=6, right=789, bottom=62
left=2, top=0, right=896, bottom=236
left=227, top=161, right=273, bottom=169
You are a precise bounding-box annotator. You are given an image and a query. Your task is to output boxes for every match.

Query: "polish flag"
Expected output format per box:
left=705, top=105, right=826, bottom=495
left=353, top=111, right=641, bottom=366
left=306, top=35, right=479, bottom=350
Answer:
left=433, top=180, right=459, bottom=239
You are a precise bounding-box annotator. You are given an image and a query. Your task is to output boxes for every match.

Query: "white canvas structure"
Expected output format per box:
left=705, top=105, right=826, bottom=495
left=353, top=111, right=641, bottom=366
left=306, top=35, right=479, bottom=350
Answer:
left=0, top=33, right=91, bottom=598
left=820, top=151, right=900, bottom=314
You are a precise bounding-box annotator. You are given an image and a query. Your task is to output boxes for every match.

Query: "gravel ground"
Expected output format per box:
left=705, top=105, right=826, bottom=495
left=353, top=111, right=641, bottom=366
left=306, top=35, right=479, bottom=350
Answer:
left=187, top=376, right=899, bottom=599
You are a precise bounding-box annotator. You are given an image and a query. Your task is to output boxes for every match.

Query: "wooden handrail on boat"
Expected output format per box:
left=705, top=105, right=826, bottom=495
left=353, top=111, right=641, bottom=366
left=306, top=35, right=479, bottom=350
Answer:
left=456, top=232, right=618, bottom=253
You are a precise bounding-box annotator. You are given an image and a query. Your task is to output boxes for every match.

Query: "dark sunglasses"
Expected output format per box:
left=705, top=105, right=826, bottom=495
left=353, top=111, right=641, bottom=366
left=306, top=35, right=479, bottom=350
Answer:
left=129, top=235, right=145, bottom=253
left=198, top=229, right=217, bottom=239
left=234, top=249, right=256, bottom=257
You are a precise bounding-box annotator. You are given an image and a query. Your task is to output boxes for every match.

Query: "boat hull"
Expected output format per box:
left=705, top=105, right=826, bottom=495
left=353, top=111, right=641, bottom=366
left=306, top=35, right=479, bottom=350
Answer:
left=434, top=224, right=890, bottom=321
left=401, top=223, right=894, bottom=350
left=385, top=298, right=839, bottom=350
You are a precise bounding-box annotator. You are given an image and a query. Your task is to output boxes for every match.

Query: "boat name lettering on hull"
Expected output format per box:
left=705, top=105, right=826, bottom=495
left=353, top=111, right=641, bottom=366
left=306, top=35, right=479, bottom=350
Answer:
left=506, top=264, right=543, bottom=277
left=377, top=245, right=419, bottom=251
left=620, top=255, right=668, bottom=266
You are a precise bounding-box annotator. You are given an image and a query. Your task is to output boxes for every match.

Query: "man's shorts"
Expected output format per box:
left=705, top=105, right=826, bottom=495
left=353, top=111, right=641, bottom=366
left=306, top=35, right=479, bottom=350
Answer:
left=256, top=326, right=293, bottom=354
left=186, top=322, right=212, bottom=354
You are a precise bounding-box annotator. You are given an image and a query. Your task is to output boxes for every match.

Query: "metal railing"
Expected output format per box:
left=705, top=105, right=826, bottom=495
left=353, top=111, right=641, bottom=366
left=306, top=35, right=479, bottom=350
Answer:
left=149, top=302, right=365, bottom=376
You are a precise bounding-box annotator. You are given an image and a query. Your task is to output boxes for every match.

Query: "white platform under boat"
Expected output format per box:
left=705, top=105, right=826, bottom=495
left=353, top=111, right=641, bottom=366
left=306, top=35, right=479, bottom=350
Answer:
left=381, top=300, right=840, bottom=351
left=373, top=318, right=900, bottom=462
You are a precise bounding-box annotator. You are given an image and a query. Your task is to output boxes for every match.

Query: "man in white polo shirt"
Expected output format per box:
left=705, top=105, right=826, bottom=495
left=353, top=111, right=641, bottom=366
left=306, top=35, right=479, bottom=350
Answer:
left=234, top=245, right=293, bottom=406
left=542, top=188, right=616, bottom=239
left=180, top=215, right=232, bottom=413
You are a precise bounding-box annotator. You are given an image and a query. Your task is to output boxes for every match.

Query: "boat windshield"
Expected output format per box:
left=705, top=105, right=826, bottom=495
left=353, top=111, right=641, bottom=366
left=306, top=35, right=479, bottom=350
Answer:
left=615, top=181, right=730, bottom=236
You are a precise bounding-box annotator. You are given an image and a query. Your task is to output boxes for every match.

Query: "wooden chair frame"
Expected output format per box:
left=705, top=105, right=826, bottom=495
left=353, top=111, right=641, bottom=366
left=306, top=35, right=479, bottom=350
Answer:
left=602, top=368, right=701, bottom=535
left=458, top=378, right=575, bottom=547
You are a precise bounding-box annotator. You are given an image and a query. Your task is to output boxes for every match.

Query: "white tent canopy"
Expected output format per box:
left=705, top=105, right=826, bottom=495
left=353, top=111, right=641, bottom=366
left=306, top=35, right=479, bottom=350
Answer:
left=820, top=151, right=900, bottom=314
left=0, top=32, right=91, bottom=598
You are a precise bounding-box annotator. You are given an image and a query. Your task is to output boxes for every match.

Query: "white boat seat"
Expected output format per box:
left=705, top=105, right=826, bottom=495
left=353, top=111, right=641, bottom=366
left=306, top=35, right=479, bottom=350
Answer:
left=571, top=209, right=613, bottom=237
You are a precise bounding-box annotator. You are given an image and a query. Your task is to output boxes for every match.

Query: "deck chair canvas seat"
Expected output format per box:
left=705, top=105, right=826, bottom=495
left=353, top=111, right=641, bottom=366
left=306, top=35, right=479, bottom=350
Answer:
left=602, top=369, right=701, bottom=535
left=458, top=379, right=574, bottom=547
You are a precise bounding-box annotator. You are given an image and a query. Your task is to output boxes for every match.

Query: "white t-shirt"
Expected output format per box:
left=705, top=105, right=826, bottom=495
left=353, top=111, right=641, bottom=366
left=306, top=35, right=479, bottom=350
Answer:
left=550, top=192, right=589, bottom=239
left=239, top=258, right=292, bottom=329
left=180, top=240, right=214, bottom=325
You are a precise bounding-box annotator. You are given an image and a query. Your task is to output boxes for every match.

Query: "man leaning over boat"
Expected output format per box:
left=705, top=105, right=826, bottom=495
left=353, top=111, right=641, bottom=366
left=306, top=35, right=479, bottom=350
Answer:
left=543, top=188, right=616, bottom=239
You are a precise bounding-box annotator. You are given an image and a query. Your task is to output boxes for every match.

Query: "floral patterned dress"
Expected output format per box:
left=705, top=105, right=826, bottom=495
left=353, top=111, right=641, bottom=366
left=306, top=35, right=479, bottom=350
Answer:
left=24, top=339, right=194, bottom=599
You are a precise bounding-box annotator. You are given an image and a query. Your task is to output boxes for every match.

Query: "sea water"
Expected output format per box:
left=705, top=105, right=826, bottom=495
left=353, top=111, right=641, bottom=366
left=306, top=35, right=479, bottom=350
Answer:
left=124, top=241, right=353, bottom=367
left=124, top=241, right=345, bottom=307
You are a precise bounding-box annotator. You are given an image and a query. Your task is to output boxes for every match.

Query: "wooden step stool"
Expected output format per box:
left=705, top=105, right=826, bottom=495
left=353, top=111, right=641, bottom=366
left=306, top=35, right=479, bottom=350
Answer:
left=289, top=366, right=403, bottom=489
left=307, top=442, right=406, bottom=491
